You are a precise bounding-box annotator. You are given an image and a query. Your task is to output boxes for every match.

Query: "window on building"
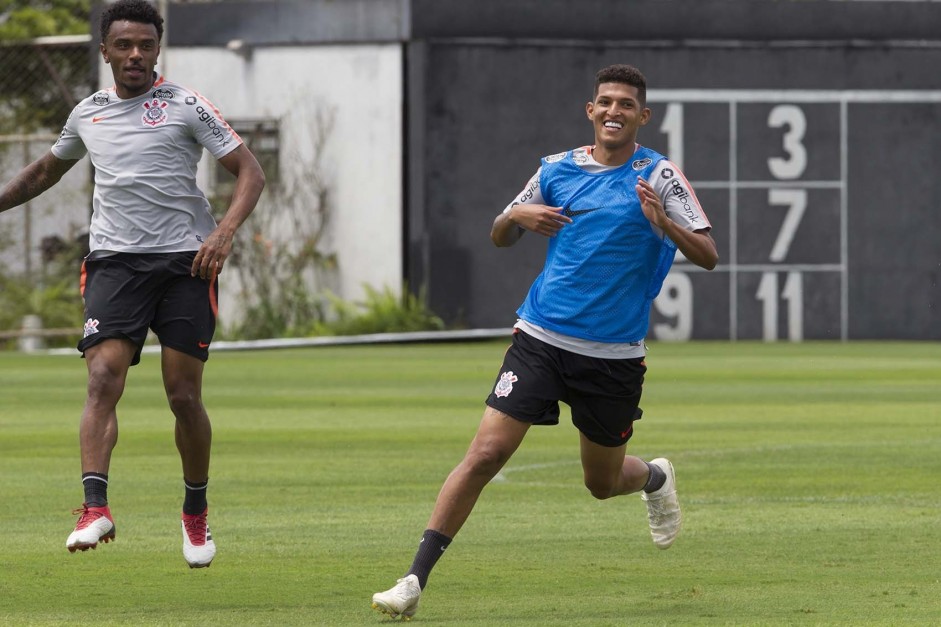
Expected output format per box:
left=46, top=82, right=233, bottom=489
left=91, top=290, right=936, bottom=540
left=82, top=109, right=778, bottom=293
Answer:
left=214, top=118, right=280, bottom=193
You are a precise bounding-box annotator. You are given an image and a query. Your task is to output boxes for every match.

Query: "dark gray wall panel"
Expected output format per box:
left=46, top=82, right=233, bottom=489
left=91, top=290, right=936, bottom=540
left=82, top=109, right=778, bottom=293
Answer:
left=847, top=103, right=941, bottom=340
left=164, top=0, right=941, bottom=46
left=166, top=0, right=408, bottom=46
left=411, top=0, right=941, bottom=42
left=408, top=41, right=941, bottom=338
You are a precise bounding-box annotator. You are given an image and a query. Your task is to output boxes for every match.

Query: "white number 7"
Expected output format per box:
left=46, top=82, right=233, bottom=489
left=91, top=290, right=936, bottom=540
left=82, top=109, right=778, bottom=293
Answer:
left=768, top=189, right=807, bottom=262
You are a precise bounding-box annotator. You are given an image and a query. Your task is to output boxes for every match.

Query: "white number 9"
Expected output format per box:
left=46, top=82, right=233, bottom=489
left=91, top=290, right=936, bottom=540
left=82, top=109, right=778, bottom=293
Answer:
left=653, top=273, right=693, bottom=341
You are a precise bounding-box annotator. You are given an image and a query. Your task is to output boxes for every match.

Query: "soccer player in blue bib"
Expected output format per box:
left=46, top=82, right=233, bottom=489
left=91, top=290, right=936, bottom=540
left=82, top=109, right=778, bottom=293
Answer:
left=0, top=0, right=265, bottom=567
left=373, top=64, right=718, bottom=618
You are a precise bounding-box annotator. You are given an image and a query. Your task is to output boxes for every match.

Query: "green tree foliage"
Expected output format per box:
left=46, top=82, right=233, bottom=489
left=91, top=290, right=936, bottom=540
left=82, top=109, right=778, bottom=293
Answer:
left=0, top=1, right=91, bottom=39
left=0, top=1, right=93, bottom=132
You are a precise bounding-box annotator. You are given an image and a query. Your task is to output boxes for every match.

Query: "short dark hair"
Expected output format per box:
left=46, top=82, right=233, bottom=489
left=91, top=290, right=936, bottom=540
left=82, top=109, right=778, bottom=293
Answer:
left=593, top=64, right=647, bottom=105
left=100, top=0, right=164, bottom=43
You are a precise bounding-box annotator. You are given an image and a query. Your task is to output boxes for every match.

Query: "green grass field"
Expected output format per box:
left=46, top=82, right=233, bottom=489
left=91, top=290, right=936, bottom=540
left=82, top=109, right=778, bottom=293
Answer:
left=1, top=340, right=939, bottom=626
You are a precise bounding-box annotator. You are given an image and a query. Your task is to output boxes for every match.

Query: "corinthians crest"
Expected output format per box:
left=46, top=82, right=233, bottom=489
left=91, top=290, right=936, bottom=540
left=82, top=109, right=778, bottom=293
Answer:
left=494, top=371, right=518, bottom=398
left=141, top=98, right=169, bottom=127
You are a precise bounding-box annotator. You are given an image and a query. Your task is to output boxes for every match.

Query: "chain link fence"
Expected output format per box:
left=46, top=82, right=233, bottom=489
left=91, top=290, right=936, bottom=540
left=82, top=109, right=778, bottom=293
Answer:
left=0, top=36, right=96, bottom=349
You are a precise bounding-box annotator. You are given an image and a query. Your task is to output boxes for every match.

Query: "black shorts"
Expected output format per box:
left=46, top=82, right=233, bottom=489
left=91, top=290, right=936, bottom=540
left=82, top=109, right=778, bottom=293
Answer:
left=485, top=329, right=646, bottom=447
left=78, top=252, right=218, bottom=366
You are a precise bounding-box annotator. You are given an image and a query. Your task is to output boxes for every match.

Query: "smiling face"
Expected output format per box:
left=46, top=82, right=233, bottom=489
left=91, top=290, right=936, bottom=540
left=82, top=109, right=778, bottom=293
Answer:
left=100, top=19, right=160, bottom=99
left=586, top=82, right=651, bottom=165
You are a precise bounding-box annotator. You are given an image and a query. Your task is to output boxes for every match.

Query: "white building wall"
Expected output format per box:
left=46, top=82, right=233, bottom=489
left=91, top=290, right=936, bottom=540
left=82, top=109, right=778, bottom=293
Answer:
left=2, top=43, right=403, bottom=333
left=149, top=44, right=404, bottom=327
left=0, top=140, right=90, bottom=280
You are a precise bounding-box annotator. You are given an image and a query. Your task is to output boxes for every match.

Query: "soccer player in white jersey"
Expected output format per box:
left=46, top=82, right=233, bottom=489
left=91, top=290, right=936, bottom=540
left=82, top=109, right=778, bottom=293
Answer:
left=372, top=64, right=718, bottom=618
left=0, top=0, right=265, bottom=568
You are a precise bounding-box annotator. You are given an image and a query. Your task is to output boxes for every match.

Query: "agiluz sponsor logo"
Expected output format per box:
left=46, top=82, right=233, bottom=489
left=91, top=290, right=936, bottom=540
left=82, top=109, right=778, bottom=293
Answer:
left=518, top=179, right=538, bottom=204
left=195, top=106, right=230, bottom=147
left=670, top=179, right=697, bottom=221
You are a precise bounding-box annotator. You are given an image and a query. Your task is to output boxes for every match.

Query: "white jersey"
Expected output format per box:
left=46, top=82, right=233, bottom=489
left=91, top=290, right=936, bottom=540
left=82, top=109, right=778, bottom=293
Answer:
left=52, top=75, right=242, bottom=254
left=503, top=145, right=711, bottom=359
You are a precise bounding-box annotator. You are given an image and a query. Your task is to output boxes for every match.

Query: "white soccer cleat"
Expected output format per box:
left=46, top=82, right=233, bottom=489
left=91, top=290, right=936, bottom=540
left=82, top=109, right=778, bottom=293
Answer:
left=181, top=508, right=216, bottom=568
left=66, top=504, right=116, bottom=552
left=641, top=457, right=682, bottom=549
left=372, top=574, right=422, bottom=620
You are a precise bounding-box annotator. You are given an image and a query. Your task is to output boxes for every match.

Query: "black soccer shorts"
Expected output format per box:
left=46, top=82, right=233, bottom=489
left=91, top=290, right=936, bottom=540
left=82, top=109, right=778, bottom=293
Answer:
left=485, top=329, right=646, bottom=447
left=78, top=251, right=218, bottom=366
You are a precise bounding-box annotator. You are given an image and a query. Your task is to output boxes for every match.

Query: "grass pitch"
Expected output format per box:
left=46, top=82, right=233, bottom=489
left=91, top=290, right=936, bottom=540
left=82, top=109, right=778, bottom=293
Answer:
left=0, top=340, right=939, bottom=626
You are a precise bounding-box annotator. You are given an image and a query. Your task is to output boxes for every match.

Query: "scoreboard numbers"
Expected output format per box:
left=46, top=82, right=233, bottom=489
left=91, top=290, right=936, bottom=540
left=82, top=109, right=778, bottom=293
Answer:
left=659, top=103, right=685, bottom=170
left=647, top=91, right=847, bottom=341
left=767, top=105, right=807, bottom=180
left=756, top=271, right=803, bottom=342
left=767, top=189, right=806, bottom=262
left=652, top=273, right=693, bottom=341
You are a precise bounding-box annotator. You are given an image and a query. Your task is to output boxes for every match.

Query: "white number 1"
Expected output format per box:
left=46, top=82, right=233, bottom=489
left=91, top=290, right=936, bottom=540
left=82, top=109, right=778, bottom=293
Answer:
left=659, top=103, right=684, bottom=170
left=756, top=271, right=804, bottom=341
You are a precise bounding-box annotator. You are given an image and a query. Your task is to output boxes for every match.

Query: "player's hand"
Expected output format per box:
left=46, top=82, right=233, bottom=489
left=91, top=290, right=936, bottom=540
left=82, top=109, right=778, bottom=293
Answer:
left=509, top=204, right=572, bottom=237
left=191, top=228, right=233, bottom=279
left=636, top=178, right=669, bottom=229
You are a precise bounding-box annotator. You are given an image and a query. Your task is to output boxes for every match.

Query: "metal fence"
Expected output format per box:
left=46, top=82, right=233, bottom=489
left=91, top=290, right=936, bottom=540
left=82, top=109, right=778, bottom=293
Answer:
left=0, top=35, right=95, bottom=348
left=0, top=35, right=95, bottom=134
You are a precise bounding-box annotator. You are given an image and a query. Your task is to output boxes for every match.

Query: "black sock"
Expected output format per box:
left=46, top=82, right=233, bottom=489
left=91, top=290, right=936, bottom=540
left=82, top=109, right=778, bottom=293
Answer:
left=82, top=472, right=109, bottom=507
left=183, top=478, right=208, bottom=515
left=643, top=462, right=666, bottom=493
left=406, top=529, right=452, bottom=590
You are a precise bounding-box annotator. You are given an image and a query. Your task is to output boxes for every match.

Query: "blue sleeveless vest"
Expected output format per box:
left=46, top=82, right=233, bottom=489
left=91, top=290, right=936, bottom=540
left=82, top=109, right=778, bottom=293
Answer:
left=516, top=146, right=676, bottom=342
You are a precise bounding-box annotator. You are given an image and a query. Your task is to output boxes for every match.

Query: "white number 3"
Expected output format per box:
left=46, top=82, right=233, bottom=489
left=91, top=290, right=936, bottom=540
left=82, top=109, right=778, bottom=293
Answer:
left=767, top=105, right=807, bottom=180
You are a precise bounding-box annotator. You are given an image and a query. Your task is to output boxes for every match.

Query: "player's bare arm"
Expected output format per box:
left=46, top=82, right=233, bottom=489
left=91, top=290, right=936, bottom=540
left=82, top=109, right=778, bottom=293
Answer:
left=0, top=151, right=79, bottom=214
left=636, top=177, right=718, bottom=270
left=191, top=145, right=266, bottom=279
left=491, top=203, right=573, bottom=247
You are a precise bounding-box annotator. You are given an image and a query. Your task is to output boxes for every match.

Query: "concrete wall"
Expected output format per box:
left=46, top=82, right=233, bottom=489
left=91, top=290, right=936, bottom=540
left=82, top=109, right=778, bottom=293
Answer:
left=145, top=44, right=403, bottom=326
left=0, top=141, right=90, bottom=281
left=8, top=0, right=940, bottom=339
left=404, top=0, right=941, bottom=340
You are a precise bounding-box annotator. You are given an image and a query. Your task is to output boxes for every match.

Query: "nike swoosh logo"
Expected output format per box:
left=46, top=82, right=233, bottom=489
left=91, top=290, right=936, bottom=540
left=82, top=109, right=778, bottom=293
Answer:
left=198, top=342, right=210, bottom=348
left=561, top=207, right=602, bottom=218
left=92, top=116, right=108, bottom=123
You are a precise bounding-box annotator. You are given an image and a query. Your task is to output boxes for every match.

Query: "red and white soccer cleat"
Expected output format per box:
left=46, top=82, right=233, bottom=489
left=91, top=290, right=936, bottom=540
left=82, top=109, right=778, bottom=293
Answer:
left=181, top=508, right=216, bottom=568
left=66, top=504, right=115, bottom=552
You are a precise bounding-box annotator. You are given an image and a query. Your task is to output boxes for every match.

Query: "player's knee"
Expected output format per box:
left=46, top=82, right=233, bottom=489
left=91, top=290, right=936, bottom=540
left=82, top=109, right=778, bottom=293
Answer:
left=464, top=445, right=510, bottom=477
left=85, top=363, right=127, bottom=404
left=166, top=386, right=204, bottom=420
left=584, top=477, right=617, bottom=500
